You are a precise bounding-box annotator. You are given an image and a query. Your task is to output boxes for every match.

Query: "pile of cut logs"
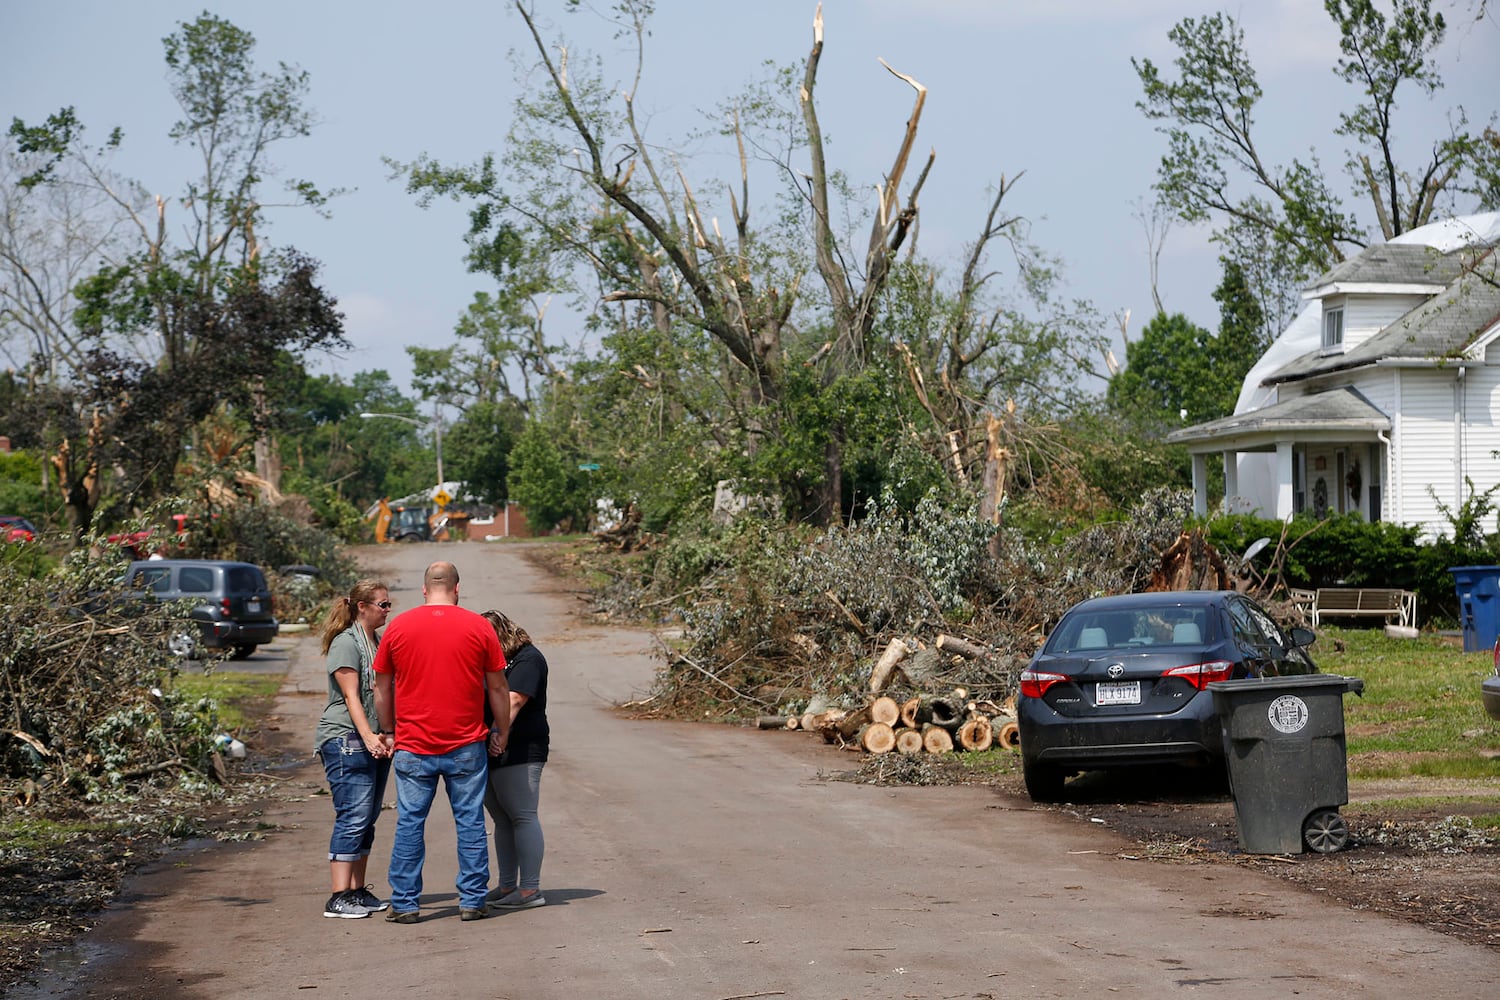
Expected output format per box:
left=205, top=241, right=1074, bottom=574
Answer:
left=759, top=689, right=1019, bottom=755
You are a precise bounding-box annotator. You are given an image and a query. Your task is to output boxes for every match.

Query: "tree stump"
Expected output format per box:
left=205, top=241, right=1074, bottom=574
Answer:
left=995, top=719, right=1020, bottom=750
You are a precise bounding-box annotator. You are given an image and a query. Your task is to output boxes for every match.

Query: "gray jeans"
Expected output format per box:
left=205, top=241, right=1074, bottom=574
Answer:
left=484, top=761, right=545, bottom=891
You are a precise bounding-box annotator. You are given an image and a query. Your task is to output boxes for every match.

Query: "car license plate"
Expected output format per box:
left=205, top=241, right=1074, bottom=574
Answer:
left=1096, top=680, right=1141, bottom=706
left=247, top=600, right=261, bottom=613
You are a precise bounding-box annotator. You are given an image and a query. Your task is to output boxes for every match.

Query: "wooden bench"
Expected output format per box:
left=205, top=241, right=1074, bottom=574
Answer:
left=1311, top=587, right=1416, bottom=628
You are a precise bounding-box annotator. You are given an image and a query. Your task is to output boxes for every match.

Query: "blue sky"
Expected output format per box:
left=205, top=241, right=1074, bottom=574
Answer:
left=3, top=1, right=1495, bottom=396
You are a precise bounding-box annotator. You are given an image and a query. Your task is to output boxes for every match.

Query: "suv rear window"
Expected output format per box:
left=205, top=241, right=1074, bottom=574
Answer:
left=179, top=566, right=216, bottom=593
left=227, top=567, right=264, bottom=593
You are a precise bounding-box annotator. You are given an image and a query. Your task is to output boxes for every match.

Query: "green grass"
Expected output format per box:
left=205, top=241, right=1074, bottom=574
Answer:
left=172, top=668, right=284, bottom=731
left=0, top=817, right=116, bottom=851
left=1309, top=625, right=1500, bottom=776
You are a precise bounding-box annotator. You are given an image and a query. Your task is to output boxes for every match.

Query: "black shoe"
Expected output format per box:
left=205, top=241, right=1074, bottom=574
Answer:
left=385, top=908, right=420, bottom=924
left=353, top=885, right=389, bottom=912
left=459, top=907, right=489, bottom=921
left=323, top=891, right=372, bottom=919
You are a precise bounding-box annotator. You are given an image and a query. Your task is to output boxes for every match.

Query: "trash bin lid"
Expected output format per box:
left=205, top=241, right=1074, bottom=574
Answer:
left=1208, top=674, right=1364, bottom=696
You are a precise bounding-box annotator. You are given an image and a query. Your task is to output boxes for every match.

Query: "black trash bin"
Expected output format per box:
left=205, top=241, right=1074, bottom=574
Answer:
left=1207, top=674, right=1365, bottom=854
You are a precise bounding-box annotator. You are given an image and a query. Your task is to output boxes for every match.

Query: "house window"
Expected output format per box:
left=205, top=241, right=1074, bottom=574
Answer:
left=1322, top=306, right=1344, bottom=349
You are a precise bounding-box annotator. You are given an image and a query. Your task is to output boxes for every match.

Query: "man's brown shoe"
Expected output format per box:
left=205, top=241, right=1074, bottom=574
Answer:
left=385, top=909, right=419, bottom=924
left=459, top=907, right=488, bottom=921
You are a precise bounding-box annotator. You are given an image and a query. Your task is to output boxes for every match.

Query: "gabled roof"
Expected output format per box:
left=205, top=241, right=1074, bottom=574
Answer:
left=1167, top=386, right=1389, bottom=449
left=1304, top=243, right=1467, bottom=295
left=1266, top=255, right=1500, bottom=385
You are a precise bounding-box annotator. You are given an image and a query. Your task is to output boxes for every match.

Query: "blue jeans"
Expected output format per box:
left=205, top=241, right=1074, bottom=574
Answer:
left=387, top=741, right=491, bottom=912
left=319, top=734, right=391, bottom=862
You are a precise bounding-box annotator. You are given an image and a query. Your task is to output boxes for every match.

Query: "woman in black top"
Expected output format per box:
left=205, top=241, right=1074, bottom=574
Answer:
left=481, top=609, right=550, bottom=909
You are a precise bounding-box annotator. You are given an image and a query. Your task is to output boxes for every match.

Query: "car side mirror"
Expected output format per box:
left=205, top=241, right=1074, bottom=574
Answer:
left=1288, top=626, right=1316, bottom=648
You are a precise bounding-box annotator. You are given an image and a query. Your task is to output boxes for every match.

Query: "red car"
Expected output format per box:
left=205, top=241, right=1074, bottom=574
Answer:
left=0, top=516, right=37, bottom=542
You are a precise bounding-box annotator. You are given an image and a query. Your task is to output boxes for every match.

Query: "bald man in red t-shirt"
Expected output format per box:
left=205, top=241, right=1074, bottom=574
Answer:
left=373, top=561, right=509, bottom=922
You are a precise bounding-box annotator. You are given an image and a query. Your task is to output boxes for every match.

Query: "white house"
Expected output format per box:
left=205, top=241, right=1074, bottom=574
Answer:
left=1168, top=214, right=1500, bottom=541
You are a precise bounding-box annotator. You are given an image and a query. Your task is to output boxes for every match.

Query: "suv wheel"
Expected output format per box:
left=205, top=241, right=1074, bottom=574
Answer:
left=230, top=644, right=255, bottom=660
left=168, top=629, right=199, bottom=660
left=1022, top=757, right=1066, bottom=802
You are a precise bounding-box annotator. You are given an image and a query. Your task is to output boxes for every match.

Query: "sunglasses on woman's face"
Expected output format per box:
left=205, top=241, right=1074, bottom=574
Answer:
left=368, top=600, right=393, bottom=610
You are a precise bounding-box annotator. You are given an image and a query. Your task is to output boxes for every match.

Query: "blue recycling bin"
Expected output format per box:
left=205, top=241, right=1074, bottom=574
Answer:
left=1449, top=565, right=1500, bottom=652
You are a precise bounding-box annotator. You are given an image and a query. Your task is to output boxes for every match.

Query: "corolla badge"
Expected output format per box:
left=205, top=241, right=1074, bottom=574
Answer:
left=1107, top=663, right=1125, bottom=679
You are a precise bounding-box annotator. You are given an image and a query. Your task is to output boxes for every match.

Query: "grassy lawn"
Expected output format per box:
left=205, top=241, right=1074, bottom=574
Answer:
left=171, top=667, right=285, bottom=732
left=1311, top=625, right=1500, bottom=782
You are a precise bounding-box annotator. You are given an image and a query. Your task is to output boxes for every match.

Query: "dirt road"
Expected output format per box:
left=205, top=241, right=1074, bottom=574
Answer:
left=18, top=542, right=1500, bottom=999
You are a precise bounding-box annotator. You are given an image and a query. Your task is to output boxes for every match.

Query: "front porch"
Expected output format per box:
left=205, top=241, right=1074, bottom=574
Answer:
left=1167, top=388, right=1391, bottom=521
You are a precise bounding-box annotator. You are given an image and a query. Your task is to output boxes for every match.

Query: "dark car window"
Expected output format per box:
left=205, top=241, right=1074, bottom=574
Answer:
left=227, top=567, right=263, bottom=593
left=134, top=567, right=172, bottom=593
left=1226, top=597, right=1270, bottom=650
left=178, top=567, right=215, bottom=593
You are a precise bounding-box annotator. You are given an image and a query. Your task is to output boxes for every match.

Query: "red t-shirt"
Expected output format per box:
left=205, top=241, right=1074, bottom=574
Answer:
left=372, top=603, right=506, bottom=755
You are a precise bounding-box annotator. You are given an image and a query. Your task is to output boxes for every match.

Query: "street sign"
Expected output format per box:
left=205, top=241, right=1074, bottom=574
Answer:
left=433, top=489, right=452, bottom=507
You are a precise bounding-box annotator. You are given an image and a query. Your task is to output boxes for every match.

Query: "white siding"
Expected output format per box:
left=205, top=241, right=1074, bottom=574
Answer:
left=1394, top=370, right=1460, bottom=538
left=1343, top=294, right=1428, bottom=350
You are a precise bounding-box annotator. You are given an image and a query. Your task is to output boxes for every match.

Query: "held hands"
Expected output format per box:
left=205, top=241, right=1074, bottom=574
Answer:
left=487, top=729, right=508, bottom=757
left=365, top=732, right=395, bottom=758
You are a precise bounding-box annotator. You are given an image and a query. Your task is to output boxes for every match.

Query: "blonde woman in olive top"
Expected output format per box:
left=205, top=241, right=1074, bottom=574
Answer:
left=313, top=579, right=393, bottom=918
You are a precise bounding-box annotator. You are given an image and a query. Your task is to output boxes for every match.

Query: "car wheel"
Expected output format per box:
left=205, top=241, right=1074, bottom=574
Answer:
left=1022, top=758, right=1066, bottom=802
left=168, top=630, right=199, bottom=660
left=1303, top=809, right=1349, bottom=853
left=230, top=644, right=255, bottom=660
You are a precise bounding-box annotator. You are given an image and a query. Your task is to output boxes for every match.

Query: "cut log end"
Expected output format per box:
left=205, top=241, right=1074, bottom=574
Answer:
left=996, top=719, right=1020, bottom=750
left=922, top=725, right=954, bottom=754
left=860, top=721, right=897, bottom=755
left=894, top=727, right=924, bottom=755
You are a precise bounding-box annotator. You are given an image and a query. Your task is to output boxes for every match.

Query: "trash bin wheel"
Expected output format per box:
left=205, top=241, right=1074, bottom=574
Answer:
left=1303, top=809, right=1349, bottom=854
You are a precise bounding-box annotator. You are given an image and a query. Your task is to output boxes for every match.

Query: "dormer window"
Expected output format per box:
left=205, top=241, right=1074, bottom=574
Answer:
left=1322, top=306, right=1344, bottom=350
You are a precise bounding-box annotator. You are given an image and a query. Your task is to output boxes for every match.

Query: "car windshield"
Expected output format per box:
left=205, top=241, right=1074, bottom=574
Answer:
left=1050, top=605, right=1211, bottom=653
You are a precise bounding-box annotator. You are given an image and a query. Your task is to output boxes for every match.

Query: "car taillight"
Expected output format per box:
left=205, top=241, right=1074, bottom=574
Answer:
left=1161, top=660, right=1234, bottom=690
left=221, top=597, right=232, bottom=616
left=1020, top=667, right=1069, bottom=698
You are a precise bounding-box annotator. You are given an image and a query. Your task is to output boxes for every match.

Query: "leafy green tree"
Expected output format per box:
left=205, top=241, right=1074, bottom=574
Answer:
left=443, top=398, right=524, bottom=504
left=1108, top=260, right=1269, bottom=429
left=8, top=13, right=345, bottom=533
left=506, top=420, right=576, bottom=532
left=1134, top=1, right=1500, bottom=324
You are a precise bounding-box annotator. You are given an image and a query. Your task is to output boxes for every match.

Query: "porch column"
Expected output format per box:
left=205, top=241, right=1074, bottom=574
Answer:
left=1190, top=453, right=1209, bottom=516
left=1221, top=450, right=1239, bottom=513
left=1275, top=441, right=1295, bottom=519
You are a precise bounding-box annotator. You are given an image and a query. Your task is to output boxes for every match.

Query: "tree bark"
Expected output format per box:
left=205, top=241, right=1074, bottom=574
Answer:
left=868, top=637, right=909, bottom=693
left=935, top=634, right=988, bottom=660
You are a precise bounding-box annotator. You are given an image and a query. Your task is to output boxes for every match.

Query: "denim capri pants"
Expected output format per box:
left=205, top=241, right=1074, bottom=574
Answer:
left=319, top=732, right=391, bottom=862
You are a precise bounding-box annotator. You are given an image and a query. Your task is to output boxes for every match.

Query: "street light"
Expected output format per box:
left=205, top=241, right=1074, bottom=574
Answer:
left=360, top=404, right=444, bottom=490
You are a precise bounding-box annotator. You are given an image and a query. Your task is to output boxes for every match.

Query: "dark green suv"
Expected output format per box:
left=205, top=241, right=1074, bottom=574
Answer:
left=123, top=559, right=279, bottom=659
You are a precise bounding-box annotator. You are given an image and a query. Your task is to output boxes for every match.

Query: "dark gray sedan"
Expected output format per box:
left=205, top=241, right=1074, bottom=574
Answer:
left=1017, top=590, right=1318, bottom=802
left=1484, top=640, right=1500, bottom=721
